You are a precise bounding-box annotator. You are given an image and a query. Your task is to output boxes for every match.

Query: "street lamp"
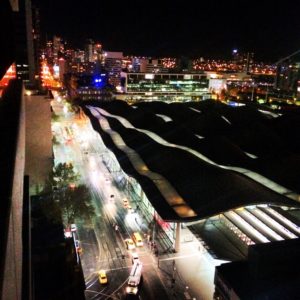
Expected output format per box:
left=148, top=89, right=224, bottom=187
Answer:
left=251, top=82, right=256, bottom=102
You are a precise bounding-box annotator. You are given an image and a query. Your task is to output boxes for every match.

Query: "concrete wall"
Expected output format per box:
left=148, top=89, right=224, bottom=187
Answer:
left=1, top=82, right=25, bottom=300
left=25, top=94, right=53, bottom=195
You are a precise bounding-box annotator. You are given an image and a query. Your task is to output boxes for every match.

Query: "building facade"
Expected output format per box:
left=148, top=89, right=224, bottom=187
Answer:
left=119, top=72, right=210, bottom=102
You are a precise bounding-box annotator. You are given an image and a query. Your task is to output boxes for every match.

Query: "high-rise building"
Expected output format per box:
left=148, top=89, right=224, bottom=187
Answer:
left=45, top=40, right=54, bottom=64
left=31, top=3, right=41, bottom=83
left=139, top=58, right=168, bottom=73
left=53, top=35, right=64, bottom=65
left=58, top=57, right=68, bottom=81
left=13, top=0, right=36, bottom=85
left=104, top=51, right=123, bottom=86
left=74, top=50, right=85, bottom=63
left=275, top=61, right=300, bottom=97
left=85, top=39, right=95, bottom=62
left=84, top=40, right=105, bottom=65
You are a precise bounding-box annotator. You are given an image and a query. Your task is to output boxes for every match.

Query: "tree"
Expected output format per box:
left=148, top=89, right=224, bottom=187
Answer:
left=41, top=163, right=95, bottom=226
left=57, top=184, right=95, bottom=225
left=66, top=96, right=82, bottom=113
left=51, top=111, right=60, bottom=122
left=51, top=162, right=79, bottom=190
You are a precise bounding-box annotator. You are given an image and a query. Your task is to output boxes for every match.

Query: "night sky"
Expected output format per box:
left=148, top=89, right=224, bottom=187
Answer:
left=39, top=0, right=300, bottom=61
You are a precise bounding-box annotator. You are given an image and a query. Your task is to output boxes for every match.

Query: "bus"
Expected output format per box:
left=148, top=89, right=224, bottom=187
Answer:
left=126, top=261, right=143, bottom=295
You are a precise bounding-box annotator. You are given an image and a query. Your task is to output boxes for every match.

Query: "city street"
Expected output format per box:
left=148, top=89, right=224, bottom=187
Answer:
left=51, top=96, right=171, bottom=299
left=50, top=94, right=300, bottom=300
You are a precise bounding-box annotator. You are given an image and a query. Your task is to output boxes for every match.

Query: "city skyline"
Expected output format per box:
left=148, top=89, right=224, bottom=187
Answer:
left=1, top=1, right=300, bottom=300
left=40, top=0, right=300, bottom=61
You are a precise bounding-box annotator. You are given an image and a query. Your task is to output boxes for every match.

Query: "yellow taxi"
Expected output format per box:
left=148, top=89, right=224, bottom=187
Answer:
left=132, top=232, right=143, bottom=247
left=125, top=238, right=135, bottom=250
left=98, top=270, right=108, bottom=284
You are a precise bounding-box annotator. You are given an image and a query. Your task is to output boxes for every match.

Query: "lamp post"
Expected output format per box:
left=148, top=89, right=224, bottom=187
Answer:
left=251, top=82, right=255, bottom=102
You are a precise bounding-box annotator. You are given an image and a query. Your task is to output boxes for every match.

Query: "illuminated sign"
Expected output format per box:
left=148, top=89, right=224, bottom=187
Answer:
left=145, top=74, right=154, bottom=79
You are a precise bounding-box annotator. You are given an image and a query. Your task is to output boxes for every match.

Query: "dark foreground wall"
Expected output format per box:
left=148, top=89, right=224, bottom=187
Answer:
left=0, top=80, right=25, bottom=300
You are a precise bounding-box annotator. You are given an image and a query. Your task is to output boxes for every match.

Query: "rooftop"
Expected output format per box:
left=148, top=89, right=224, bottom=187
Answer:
left=83, top=100, right=300, bottom=221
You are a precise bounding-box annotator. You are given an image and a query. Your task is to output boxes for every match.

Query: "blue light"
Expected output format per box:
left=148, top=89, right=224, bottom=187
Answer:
left=93, top=75, right=106, bottom=88
left=228, top=101, right=238, bottom=107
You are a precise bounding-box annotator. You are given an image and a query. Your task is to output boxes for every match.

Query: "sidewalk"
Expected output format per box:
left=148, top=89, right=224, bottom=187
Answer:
left=154, top=227, right=227, bottom=300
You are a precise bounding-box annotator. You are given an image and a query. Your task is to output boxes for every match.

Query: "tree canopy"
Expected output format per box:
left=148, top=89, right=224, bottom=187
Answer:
left=42, top=163, right=95, bottom=226
left=57, top=184, right=94, bottom=225
left=51, top=162, right=79, bottom=190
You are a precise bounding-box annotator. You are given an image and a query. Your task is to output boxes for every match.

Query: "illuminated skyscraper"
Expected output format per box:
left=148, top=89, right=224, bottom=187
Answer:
left=85, top=39, right=95, bottom=62
left=104, top=51, right=123, bottom=86
left=53, top=35, right=64, bottom=64
left=13, top=0, right=36, bottom=85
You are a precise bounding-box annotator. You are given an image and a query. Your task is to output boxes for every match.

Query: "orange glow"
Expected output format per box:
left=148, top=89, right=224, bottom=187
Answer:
left=0, top=64, right=16, bottom=88
left=40, top=60, right=62, bottom=88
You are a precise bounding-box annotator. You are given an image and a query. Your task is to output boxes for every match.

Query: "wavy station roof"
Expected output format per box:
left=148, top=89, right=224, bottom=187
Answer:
left=83, top=100, right=300, bottom=222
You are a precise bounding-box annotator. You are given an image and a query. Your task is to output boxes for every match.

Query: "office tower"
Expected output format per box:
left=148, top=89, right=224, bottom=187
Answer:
left=85, top=39, right=95, bottom=62
left=104, top=51, right=123, bottom=86
left=31, top=3, right=41, bottom=82
left=14, top=0, right=36, bottom=85
left=53, top=35, right=64, bottom=65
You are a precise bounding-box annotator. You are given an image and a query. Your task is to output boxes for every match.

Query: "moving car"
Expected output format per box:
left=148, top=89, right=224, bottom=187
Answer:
left=132, top=232, right=143, bottom=247
left=125, top=238, right=135, bottom=250
left=131, top=252, right=139, bottom=264
left=98, top=270, right=108, bottom=284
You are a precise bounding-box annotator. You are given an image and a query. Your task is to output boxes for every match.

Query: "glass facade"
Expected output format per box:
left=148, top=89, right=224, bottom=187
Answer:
left=118, top=72, right=211, bottom=102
